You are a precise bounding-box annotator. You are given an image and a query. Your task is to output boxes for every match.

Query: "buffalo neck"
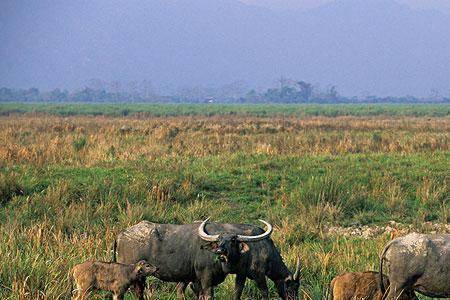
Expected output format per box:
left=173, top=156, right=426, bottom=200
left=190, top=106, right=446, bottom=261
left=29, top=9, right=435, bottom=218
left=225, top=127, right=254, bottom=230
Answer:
left=267, top=251, right=292, bottom=281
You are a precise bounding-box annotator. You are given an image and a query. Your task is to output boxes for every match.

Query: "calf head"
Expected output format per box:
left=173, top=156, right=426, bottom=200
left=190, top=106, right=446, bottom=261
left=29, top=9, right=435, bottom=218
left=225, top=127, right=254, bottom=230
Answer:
left=198, top=218, right=272, bottom=271
left=134, top=260, right=158, bottom=278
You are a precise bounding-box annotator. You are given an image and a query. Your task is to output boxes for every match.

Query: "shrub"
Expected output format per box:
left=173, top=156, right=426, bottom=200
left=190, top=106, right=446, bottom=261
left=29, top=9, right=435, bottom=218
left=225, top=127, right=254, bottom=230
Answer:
left=0, top=172, right=23, bottom=206
left=72, top=136, right=87, bottom=151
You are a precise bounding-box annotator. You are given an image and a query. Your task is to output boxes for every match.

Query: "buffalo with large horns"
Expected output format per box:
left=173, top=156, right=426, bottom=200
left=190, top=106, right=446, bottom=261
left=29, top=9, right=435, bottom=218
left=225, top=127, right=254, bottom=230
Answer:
left=113, top=218, right=274, bottom=300
left=180, top=218, right=301, bottom=300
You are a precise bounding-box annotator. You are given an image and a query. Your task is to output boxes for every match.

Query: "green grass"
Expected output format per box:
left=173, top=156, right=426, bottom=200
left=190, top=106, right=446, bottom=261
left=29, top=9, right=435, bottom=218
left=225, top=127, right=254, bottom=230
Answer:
left=3, top=152, right=449, bottom=227
left=1, top=109, right=449, bottom=299
left=1, top=103, right=450, bottom=117
left=1, top=152, right=449, bottom=298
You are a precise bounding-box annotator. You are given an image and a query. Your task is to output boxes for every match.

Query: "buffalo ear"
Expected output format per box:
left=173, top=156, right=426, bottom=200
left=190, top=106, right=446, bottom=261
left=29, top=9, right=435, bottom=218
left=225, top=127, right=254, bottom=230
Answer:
left=201, top=242, right=219, bottom=253
left=239, top=242, right=250, bottom=253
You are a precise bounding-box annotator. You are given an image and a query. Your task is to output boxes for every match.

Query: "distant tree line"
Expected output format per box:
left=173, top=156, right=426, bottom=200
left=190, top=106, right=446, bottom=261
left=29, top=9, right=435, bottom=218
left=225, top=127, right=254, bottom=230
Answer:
left=0, top=87, right=170, bottom=103
left=1, top=79, right=449, bottom=104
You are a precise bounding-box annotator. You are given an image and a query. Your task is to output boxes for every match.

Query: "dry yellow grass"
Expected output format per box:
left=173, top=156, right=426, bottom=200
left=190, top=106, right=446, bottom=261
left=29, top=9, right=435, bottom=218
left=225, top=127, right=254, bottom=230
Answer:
left=1, top=116, right=449, bottom=166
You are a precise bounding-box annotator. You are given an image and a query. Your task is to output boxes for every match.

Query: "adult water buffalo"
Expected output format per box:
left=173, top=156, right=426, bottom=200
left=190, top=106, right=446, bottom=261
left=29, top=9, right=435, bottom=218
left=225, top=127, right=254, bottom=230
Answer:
left=112, top=218, right=272, bottom=300
left=178, top=219, right=301, bottom=300
left=380, top=233, right=450, bottom=300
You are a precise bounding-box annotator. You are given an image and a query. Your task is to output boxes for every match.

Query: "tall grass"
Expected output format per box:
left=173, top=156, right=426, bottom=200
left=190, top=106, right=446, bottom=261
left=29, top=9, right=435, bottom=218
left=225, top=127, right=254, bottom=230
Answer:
left=1, top=116, right=449, bottom=166
left=0, top=112, right=449, bottom=299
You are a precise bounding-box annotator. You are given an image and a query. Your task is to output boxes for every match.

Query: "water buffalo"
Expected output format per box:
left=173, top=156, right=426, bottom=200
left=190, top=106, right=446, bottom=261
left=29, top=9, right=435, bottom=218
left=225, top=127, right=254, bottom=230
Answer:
left=178, top=219, right=301, bottom=300
left=113, top=218, right=272, bottom=300
left=71, top=260, right=157, bottom=300
left=380, top=233, right=450, bottom=299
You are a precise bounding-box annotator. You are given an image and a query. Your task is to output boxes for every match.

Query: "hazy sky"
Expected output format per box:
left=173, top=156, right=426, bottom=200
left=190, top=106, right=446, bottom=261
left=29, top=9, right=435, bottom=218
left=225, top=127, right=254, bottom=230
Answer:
left=241, top=0, right=450, bottom=13
left=1, top=0, right=450, bottom=97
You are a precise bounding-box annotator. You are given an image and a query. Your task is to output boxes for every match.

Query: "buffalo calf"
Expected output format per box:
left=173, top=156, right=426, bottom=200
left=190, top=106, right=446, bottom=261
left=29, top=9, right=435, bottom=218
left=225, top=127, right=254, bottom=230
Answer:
left=330, top=271, right=386, bottom=300
left=71, top=260, right=157, bottom=300
left=330, top=271, right=417, bottom=300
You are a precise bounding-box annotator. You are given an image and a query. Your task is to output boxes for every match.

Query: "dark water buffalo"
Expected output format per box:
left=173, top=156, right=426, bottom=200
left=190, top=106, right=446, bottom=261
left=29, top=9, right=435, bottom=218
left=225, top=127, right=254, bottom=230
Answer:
left=113, top=218, right=272, bottom=300
left=380, top=233, right=450, bottom=300
left=179, top=219, right=301, bottom=300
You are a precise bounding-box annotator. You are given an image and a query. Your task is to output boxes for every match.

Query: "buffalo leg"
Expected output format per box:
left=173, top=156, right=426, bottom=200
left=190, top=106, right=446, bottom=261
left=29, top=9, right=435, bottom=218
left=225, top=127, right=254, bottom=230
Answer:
left=176, top=282, right=186, bottom=300
left=254, top=276, right=269, bottom=300
left=190, top=282, right=201, bottom=298
left=234, top=274, right=246, bottom=300
left=176, top=282, right=190, bottom=300
left=200, top=286, right=214, bottom=300
left=198, top=277, right=214, bottom=300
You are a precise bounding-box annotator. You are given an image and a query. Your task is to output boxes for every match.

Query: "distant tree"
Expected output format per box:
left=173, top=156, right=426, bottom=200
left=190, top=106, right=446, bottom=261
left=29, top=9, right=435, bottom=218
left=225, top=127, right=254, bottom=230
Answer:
left=244, top=89, right=260, bottom=103
left=296, top=81, right=313, bottom=101
left=0, top=88, right=17, bottom=101
left=138, top=80, right=156, bottom=99
left=24, top=88, right=40, bottom=101
left=49, top=89, right=68, bottom=102
left=326, top=85, right=338, bottom=101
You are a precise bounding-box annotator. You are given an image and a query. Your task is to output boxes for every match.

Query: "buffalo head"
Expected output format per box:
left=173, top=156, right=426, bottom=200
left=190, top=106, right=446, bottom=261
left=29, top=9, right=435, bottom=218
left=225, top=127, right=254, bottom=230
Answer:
left=198, top=218, right=272, bottom=271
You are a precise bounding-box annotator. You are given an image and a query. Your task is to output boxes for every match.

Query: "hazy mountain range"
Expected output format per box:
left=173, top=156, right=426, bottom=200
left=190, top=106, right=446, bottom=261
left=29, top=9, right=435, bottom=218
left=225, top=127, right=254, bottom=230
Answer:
left=1, top=0, right=449, bottom=97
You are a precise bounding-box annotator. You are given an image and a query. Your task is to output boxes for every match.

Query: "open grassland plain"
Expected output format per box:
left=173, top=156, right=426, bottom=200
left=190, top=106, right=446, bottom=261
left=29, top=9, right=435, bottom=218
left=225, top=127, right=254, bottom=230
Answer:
left=1, top=103, right=450, bottom=118
left=0, top=104, right=449, bottom=299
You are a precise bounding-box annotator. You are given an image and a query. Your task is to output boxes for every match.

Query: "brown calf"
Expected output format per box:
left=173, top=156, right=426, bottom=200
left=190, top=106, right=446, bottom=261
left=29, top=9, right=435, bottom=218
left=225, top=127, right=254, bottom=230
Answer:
left=71, top=260, right=157, bottom=300
left=329, top=271, right=417, bottom=300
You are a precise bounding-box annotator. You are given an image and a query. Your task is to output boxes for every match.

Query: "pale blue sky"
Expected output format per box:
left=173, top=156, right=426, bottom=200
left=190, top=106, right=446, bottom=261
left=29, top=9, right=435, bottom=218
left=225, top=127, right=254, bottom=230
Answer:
left=241, top=0, right=450, bottom=14
left=1, top=0, right=450, bottom=96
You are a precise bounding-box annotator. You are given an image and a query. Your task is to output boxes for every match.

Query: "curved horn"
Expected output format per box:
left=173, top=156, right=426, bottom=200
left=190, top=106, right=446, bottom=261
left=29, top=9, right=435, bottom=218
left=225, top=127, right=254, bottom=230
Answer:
left=293, top=256, right=301, bottom=281
left=236, top=219, right=272, bottom=242
left=198, top=217, right=220, bottom=242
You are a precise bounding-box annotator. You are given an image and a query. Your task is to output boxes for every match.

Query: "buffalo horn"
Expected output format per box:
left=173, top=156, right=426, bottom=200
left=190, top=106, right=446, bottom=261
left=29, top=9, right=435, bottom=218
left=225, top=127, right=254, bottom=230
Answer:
left=236, top=219, right=273, bottom=242
left=293, top=256, right=301, bottom=281
left=198, top=217, right=220, bottom=242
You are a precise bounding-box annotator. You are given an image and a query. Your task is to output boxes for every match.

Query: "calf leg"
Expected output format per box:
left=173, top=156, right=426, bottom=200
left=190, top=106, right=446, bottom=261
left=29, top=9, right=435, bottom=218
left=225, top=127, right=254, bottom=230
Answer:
left=77, top=287, right=92, bottom=300
left=112, top=294, right=124, bottom=300
left=234, top=274, right=246, bottom=300
left=71, top=289, right=81, bottom=300
left=384, top=281, right=413, bottom=300
left=130, top=279, right=146, bottom=300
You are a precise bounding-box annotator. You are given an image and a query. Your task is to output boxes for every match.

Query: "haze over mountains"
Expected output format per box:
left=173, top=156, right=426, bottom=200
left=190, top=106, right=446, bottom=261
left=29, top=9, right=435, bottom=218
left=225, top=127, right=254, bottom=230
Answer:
left=1, top=0, right=449, bottom=97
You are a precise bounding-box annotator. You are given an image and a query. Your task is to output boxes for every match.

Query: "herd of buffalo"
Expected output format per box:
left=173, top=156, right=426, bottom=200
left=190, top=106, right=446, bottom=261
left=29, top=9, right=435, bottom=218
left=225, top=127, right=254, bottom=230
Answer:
left=70, top=219, right=450, bottom=299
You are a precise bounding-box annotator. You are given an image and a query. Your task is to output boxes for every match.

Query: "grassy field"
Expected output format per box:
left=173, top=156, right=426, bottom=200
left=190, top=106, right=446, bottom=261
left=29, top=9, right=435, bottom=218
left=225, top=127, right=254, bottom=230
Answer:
left=1, top=102, right=450, bottom=117
left=0, top=104, right=449, bottom=299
